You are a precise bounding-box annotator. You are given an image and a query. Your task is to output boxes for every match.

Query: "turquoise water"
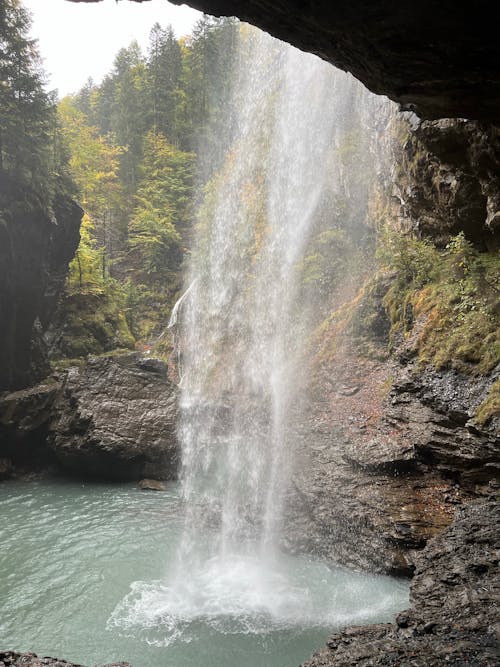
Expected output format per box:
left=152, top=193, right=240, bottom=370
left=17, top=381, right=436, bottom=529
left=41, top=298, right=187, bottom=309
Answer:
left=0, top=479, right=408, bottom=666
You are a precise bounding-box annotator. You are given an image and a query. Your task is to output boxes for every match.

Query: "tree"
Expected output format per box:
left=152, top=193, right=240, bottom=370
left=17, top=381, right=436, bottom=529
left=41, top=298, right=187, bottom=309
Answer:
left=58, top=96, right=125, bottom=277
left=147, top=22, right=183, bottom=143
left=0, top=0, right=59, bottom=201
left=178, top=16, right=239, bottom=167
left=128, top=129, right=194, bottom=279
left=109, top=42, right=150, bottom=193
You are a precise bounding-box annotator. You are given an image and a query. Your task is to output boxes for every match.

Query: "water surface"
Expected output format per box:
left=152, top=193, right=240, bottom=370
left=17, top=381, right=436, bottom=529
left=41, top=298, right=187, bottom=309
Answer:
left=0, top=479, right=408, bottom=666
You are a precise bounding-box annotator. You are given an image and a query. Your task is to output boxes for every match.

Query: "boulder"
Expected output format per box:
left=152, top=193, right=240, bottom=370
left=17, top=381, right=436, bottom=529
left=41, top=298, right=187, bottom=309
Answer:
left=0, top=381, right=60, bottom=469
left=48, top=353, right=179, bottom=481
left=138, top=478, right=167, bottom=491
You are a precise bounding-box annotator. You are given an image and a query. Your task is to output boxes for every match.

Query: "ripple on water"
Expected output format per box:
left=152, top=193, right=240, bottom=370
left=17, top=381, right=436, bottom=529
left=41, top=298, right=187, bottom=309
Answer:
left=0, top=480, right=408, bottom=667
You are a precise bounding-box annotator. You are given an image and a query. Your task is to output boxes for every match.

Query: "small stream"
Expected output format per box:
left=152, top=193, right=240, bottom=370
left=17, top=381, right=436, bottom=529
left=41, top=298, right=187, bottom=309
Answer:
left=0, top=479, right=408, bottom=667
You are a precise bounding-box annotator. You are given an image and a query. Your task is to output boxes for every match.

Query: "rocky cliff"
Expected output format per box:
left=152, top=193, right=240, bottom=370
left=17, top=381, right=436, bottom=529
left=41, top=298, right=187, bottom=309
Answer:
left=285, top=333, right=498, bottom=576
left=396, top=119, right=500, bottom=245
left=0, top=177, right=82, bottom=392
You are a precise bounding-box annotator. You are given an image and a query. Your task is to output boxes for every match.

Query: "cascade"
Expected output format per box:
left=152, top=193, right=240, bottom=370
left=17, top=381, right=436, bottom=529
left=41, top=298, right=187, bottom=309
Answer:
left=176, top=26, right=394, bottom=565
left=109, top=25, right=405, bottom=652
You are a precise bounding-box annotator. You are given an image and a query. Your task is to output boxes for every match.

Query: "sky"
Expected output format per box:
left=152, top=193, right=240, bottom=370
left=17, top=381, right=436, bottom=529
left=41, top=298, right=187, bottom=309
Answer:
left=23, top=0, right=202, bottom=97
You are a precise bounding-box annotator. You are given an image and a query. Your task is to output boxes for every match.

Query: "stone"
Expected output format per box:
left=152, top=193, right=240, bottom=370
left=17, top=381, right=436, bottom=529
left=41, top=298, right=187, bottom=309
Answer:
left=48, top=353, right=179, bottom=481
left=0, top=381, right=61, bottom=470
left=138, top=478, right=167, bottom=491
left=0, top=458, right=12, bottom=480
left=301, top=498, right=500, bottom=666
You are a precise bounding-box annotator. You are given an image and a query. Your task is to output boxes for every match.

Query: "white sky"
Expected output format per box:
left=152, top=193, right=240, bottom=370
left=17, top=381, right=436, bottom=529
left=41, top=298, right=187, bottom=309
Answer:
left=23, top=0, right=202, bottom=97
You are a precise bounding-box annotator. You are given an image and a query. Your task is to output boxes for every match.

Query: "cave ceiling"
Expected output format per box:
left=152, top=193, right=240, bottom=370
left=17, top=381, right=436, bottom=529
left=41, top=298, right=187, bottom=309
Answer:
left=67, top=0, right=499, bottom=122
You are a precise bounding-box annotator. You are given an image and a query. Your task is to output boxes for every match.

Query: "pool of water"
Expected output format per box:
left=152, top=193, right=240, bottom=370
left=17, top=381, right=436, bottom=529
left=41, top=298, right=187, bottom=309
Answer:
left=0, top=479, right=409, bottom=666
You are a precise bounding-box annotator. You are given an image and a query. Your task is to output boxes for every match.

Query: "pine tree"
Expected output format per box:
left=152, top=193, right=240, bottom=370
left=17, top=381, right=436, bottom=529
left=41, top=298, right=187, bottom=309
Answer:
left=0, top=0, right=57, bottom=200
left=147, top=23, right=183, bottom=144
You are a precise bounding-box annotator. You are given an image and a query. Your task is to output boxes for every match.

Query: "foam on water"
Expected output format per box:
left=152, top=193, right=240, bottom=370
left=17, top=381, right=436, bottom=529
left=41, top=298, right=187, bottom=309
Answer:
left=108, top=551, right=408, bottom=646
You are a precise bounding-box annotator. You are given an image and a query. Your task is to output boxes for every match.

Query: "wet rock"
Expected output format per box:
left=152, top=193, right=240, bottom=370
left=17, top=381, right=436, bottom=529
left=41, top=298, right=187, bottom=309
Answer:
left=301, top=498, right=500, bottom=666
left=0, top=653, right=130, bottom=667
left=138, top=478, right=167, bottom=491
left=397, top=119, right=500, bottom=245
left=0, top=458, right=13, bottom=480
left=343, top=438, right=417, bottom=474
left=285, top=337, right=498, bottom=576
left=388, top=365, right=499, bottom=487
left=285, top=361, right=461, bottom=574
left=48, top=353, right=179, bottom=481
left=0, top=382, right=60, bottom=468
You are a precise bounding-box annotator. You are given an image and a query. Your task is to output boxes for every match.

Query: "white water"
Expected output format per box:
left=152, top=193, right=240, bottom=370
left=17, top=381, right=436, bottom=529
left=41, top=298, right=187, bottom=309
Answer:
left=111, top=26, right=401, bottom=652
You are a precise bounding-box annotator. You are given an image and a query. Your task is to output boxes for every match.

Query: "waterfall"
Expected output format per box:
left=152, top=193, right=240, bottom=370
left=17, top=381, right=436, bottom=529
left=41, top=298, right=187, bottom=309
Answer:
left=176, top=27, right=394, bottom=564
left=110, top=25, right=401, bottom=646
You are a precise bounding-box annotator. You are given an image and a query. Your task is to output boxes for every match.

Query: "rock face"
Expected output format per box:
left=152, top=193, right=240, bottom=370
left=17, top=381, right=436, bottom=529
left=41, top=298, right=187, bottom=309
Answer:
left=396, top=119, right=500, bottom=245
left=70, top=0, right=500, bottom=121
left=301, top=498, right=499, bottom=666
left=0, top=354, right=179, bottom=481
left=0, top=179, right=82, bottom=392
left=283, top=317, right=498, bottom=575
left=49, top=354, right=179, bottom=480
left=0, top=653, right=130, bottom=667
left=138, top=478, right=167, bottom=491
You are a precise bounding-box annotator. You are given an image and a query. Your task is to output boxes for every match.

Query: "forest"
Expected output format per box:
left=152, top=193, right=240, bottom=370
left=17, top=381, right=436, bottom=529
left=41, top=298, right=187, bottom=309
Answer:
left=2, top=2, right=241, bottom=362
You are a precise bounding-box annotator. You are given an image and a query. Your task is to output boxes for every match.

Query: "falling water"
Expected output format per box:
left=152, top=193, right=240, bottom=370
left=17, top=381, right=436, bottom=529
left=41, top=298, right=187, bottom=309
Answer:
left=176, top=26, right=394, bottom=564
left=109, top=26, right=406, bottom=656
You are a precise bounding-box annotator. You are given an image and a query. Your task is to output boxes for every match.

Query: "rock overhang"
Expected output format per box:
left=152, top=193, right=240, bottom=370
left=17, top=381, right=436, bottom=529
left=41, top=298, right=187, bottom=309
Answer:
left=67, top=0, right=500, bottom=122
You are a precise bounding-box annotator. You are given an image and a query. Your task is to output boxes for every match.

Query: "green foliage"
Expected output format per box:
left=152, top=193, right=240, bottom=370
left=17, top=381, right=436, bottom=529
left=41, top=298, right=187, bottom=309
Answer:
left=147, top=23, right=183, bottom=143
left=52, top=289, right=135, bottom=360
left=179, top=16, right=239, bottom=168
left=67, top=214, right=105, bottom=293
left=0, top=0, right=72, bottom=206
left=128, top=129, right=193, bottom=282
left=59, top=98, right=124, bottom=214
left=377, top=225, right=439, bottom=289
left=379, top=227, right=500, bottom=374
left=59, top=97, right=127, bottom=281
left=474, top=379, right=500, bottom=425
